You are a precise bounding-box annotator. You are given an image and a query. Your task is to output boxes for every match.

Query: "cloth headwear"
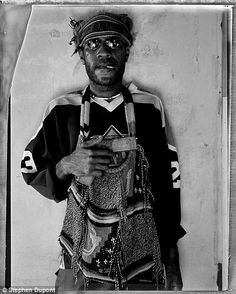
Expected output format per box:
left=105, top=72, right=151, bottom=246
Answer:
left=69, top=12, right=133, bottom=54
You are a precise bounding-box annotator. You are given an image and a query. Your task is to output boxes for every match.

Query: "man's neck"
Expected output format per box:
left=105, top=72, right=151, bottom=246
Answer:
left=89, top=81, right=123, bottom=98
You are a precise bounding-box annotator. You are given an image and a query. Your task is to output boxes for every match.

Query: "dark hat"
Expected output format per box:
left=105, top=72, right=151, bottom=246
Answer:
left=69, top=12, right=133, bottom=54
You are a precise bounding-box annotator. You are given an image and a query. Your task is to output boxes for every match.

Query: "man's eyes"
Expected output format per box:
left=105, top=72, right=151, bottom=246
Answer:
left=86, top=38, right=123, bottom=50
left=86, top=39, right=98, bottom=49
left=107, top=39, right=123, bottom=49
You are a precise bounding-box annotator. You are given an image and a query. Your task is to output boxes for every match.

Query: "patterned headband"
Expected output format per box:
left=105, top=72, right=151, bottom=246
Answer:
left=69, top=12, right=133, bottom=55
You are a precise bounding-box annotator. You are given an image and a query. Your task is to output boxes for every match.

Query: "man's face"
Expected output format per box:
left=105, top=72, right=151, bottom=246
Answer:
left=79, top=36, right=129, bottom=87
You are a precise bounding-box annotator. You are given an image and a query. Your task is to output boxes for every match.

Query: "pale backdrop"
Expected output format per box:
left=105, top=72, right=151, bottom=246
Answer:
left=11, top=4, right=228, bottom=290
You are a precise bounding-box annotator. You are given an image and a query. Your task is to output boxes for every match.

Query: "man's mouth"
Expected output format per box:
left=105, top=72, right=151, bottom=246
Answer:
left=96, top=60, right=117, bottom=69
left=105, top=65, right=115, bottom=69
left=97, top=64, right=116, bottom=69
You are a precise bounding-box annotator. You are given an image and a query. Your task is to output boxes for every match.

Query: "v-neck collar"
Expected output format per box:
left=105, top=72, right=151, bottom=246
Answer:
left=91, top=94, right=124, bottom=112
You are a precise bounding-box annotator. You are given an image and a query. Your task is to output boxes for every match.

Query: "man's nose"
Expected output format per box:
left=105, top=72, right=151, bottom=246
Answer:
left=97, top=43, right=112, bottom=57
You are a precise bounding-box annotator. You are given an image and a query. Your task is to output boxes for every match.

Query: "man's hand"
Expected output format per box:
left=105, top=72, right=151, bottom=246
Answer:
left=165, top=245, right=183, bottom=291
left=56, top=136, right=114, bottom=180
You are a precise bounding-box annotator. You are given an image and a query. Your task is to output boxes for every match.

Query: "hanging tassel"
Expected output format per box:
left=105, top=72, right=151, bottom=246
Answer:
left=136, top=144, right=155, bottom=222
left=84, top=275, right=90, bottom=290
left=108, top=231, right=124, bottom=290
left=71, top=184, right=90, bottom=285
left=150, top=216, right=166, bottom=287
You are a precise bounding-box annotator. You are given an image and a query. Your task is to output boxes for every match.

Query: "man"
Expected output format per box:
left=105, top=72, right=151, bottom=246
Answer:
left=21, top=11, right=186, bottom=291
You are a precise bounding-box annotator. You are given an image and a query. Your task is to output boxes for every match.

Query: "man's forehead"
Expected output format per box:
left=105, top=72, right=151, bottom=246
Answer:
left=86, top=35, right=124, bottom=42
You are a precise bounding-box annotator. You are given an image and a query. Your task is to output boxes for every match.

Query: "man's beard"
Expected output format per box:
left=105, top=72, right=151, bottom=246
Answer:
left=85, top=61, right=125, bottom=87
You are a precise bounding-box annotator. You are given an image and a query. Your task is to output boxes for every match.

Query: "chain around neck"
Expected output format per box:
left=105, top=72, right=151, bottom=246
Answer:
left=90, top=92, right=122, bottom=101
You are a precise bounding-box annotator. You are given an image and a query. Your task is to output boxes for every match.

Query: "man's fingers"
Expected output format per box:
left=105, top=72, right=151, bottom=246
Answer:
left=87, top=163, right=109, bottom=175
left=90, top=170, right=103, bottom=177
left=91, top=149, right=114, bottom=158
left=69, top=142, right=115, bottom=178
left=92, top=157, right=112, bottom=165
left=93, top=163, right=109, bottom=171
left=75, top=163, right=109, bottom=177
left=81, top=135, right=103, bottom=148
left=73, top=147, right=114, bottom=159
left=74, top=169, right=103, bottom=178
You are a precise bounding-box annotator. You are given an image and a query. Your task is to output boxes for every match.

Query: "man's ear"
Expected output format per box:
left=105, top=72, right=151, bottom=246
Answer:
left=125, top=46, right=130, bottom=62
left=78, top=48, right=85, bottom=65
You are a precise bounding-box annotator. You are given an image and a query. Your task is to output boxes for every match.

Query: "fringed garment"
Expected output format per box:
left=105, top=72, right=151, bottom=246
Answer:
left=59, top=85, right=165, bottom=289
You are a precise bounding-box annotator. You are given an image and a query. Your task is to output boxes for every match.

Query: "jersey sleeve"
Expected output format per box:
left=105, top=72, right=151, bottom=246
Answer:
left=21, top=102, right=75, bottom=202
left=162, top=111, right=186, bottom=240
left=151, top=102, right=186, bottom=261
left=132, top=88, right=186, bottom=264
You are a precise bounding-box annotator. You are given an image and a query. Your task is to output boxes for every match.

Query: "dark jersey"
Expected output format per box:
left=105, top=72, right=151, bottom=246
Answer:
left=21, top=83, right=186, bottom=263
